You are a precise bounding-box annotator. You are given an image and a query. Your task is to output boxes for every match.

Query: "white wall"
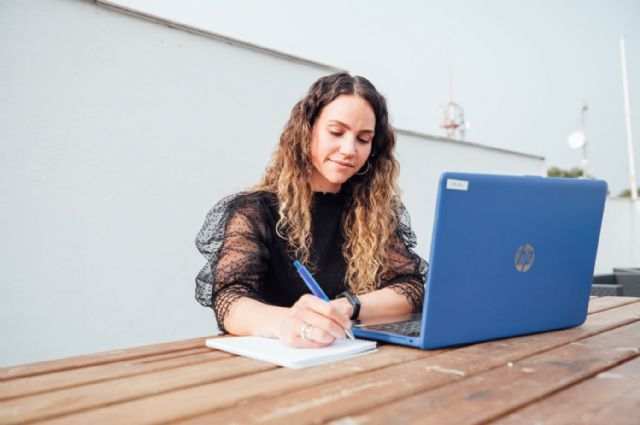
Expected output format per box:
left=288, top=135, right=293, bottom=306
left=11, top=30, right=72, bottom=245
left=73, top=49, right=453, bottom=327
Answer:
left=0, top=0, right=632, bottom=367
left=0, top=0, right=330, bottom=367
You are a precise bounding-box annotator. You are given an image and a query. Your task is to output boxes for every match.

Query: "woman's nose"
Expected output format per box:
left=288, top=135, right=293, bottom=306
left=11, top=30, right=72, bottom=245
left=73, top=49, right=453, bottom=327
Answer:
left=339, top=137, right=357, bottom=156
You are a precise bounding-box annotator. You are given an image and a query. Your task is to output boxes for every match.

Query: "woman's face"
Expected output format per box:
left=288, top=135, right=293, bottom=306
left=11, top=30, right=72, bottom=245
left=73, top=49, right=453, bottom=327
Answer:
left=309, top=94, right=375, bottom=193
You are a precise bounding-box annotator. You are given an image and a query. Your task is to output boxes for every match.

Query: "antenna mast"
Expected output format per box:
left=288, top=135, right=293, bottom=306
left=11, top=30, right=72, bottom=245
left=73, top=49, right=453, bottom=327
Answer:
left=441, top=68, right=467, bottom=140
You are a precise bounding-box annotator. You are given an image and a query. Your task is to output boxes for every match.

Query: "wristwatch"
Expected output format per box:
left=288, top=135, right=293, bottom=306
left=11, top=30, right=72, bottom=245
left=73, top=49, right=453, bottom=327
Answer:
left=337, top=290, right=361, bottom=321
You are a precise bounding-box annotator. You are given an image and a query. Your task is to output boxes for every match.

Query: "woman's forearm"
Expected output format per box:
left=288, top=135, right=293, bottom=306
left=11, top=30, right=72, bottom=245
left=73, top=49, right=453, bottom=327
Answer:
left=332, top=287, right=413, bottom=322
left=223, top=295, right=352, bottom=347
left=222, top=297, right=288, bottom=337
left=359, top=287, right=413, bottom=320
left=223, top=288, right=412, bottom=338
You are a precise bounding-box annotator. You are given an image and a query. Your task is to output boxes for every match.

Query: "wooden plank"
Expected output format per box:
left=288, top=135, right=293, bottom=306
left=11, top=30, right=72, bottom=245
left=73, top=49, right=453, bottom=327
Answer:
left=128, top=347, right=210, bottom=363
left=0, top=356, right=277, bottom=425
left=0, top=334, right=219, bottom=381
left=0, top=348, right=228, bottom=400
left=491, top=355, right=640, bottom=424
left=587, top=296, right=639, bottom=314
left=579, top=388, right=640, bottom=425
left=175, top=300, right=640, bottom=424
left=33, top=345, right=440, bottom=425
left=328, top=320, right=640, bottom=425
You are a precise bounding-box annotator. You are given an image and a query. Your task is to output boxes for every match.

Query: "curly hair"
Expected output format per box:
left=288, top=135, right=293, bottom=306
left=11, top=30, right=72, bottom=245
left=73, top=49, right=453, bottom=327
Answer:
left=253, top=72, right=402, bottom=295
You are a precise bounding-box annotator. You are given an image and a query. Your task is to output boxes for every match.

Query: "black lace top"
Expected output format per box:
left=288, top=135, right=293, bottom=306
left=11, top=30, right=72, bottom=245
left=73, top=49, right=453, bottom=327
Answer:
left=195, top=190, right=427, bottom=331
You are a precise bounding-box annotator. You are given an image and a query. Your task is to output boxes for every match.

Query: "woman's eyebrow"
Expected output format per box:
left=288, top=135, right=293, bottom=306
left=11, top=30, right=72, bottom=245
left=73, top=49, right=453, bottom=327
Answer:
left=328, top=119, right=374, bottom=134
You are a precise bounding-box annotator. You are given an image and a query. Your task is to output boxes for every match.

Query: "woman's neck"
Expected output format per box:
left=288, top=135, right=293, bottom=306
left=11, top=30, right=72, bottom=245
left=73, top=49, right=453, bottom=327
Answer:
left=309, top=170, right=342, bottom=193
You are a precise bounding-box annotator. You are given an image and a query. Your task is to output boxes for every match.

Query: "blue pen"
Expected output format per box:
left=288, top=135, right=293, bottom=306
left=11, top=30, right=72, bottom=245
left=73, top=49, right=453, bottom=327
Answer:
left=293, top=260, right=355, bottom=340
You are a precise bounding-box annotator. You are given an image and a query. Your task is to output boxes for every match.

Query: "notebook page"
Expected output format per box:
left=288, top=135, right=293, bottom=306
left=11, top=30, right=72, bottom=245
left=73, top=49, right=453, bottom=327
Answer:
left=205, top=337, right=377, bottom=369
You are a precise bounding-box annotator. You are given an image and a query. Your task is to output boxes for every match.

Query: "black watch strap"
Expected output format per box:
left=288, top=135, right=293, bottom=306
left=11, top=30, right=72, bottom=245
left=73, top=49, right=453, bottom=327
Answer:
left=338, top=290, right=361, bottom=320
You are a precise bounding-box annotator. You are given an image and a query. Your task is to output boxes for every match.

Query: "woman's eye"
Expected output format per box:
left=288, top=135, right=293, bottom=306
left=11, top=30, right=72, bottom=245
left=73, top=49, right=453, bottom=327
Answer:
left=358, top=137, right=371, bottom=144
left=330, top=131, right=343, bottom=137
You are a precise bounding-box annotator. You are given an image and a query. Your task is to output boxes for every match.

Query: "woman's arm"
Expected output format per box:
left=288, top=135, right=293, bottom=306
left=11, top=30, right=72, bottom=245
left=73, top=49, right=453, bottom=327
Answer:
left=225, top=295, right=352, bottom=348
left=222, top=297, right=286, bottom=338
left=331, top=287, right=412, bottom=322
left=225, top=288, right=408, bottom=344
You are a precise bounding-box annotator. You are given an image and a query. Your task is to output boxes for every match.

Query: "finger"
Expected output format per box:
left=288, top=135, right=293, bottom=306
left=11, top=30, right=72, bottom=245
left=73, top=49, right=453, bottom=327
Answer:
left=291, top=320, right=334, bottom=347
left=330, top=299, right=353, bottom=322
left=309, top=327, right=334, bottom=345
left=303, top=322, right=335, bottom=345
left=300, top=295, right=352, bottom=330
left=302, top=310, right=347, bottom=340
left=292, top=337, right=331, bottom=348
left=283, top=329, right=330, bottom=348
left=279, top=318, right=325, bottom=348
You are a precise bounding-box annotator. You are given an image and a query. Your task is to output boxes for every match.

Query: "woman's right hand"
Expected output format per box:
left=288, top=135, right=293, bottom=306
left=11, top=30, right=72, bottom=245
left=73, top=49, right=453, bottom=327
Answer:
left=277, top=294, right=352, bottom=347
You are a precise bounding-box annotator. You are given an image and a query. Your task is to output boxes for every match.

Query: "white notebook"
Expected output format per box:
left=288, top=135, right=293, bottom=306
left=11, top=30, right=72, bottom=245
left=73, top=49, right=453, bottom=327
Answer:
left=205, top=336, right=377, bottom=369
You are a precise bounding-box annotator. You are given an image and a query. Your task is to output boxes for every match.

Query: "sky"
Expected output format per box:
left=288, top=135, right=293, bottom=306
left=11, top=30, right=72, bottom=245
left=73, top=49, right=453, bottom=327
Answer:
left=112, top=0, right=640, bottom=195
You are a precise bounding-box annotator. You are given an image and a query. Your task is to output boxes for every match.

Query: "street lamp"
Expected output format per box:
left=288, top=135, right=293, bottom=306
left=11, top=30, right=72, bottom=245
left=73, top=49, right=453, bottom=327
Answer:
left=567, top=102, right=589, bottom=178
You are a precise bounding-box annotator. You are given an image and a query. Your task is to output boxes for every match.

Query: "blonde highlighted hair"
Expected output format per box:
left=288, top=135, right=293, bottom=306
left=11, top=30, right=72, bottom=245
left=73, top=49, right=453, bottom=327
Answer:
left=253, top=73, right=401, bottom=294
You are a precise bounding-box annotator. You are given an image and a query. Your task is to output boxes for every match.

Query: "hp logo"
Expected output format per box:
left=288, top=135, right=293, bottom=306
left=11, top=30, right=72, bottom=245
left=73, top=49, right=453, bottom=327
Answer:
left=514, top=244, right=535, bottom=272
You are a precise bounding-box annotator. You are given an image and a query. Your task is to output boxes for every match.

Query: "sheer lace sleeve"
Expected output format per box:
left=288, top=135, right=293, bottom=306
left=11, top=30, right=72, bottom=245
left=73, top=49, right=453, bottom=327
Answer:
left=195, top=192, right=270, bottom=331
left=379, top=203, right=428, bottom=312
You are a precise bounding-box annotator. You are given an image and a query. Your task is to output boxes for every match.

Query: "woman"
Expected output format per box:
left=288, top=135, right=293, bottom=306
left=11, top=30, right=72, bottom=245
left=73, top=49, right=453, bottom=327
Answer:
left=196, top=73, right=427, bottom=348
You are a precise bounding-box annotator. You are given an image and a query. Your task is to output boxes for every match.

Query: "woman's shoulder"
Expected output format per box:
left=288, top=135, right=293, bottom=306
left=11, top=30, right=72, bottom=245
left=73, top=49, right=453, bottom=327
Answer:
left=196, top=190, right=276, bottom=254
left=221, top=189, right=276, bottom=209
left=207, top=189, right=277, bottom=220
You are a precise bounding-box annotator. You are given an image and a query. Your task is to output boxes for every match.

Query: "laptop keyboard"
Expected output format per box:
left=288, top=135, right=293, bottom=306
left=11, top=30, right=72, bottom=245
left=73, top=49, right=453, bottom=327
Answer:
left=366, top=319, right=421, bottom=336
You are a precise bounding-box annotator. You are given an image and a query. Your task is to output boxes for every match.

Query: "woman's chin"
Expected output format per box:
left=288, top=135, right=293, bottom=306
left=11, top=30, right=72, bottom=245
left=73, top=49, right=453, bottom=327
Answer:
left=311, top=169, right=355, bottom=191
left=326, top=171, right=355, bottom=184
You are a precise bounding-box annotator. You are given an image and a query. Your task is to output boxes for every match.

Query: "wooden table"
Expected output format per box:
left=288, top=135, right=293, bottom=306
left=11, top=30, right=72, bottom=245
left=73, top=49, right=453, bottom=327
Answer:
left=2, top=296, right=640, bottom=424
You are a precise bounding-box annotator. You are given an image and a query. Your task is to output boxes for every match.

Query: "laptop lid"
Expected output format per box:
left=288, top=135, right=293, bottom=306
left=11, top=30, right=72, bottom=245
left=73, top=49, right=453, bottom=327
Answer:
left=354, top=172, right=608, bottom=349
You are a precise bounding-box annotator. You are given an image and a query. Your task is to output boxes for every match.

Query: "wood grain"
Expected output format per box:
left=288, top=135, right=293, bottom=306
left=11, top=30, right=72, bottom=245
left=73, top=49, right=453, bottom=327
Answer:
left=35, top=346, right=439, bottom=425
left=0, top=348, right=227, bottom=400
left=587, top=296, right=638, bottom=314
left=328, top=320, right=640, bottom=425
left=491, top=355, right=640, bottom=425
left=0, top=335, right=219, bottom=381
left=175, top=300, right=640, bottom=424
left=0, top=356, right=275, bottom=425
left=3, top=297, right=638, bottom=425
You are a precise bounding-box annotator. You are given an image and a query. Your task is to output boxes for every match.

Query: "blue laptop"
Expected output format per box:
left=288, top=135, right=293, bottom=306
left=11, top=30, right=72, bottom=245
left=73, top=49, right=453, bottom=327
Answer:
left=353, top=172, right=608, bottom=349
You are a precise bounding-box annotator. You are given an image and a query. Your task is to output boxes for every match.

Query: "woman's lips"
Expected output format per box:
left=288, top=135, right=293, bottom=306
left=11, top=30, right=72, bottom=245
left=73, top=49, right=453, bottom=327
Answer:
left=329, top=159, right=354, bottom=168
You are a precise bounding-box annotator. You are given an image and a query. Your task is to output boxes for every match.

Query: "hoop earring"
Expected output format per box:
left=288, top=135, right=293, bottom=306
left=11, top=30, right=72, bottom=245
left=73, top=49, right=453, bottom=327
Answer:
left=356, top=160, right=371, bottom=176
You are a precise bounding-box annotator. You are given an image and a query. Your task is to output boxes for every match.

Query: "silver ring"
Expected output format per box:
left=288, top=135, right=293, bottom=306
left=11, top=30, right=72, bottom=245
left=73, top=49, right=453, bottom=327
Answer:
left=300, top=323, right=313, bottom=341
